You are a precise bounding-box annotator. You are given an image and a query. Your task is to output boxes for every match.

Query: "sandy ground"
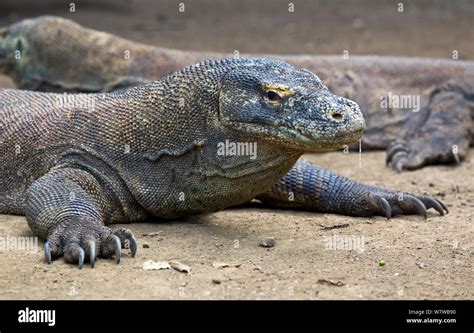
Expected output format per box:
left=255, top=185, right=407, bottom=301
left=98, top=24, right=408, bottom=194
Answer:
left=0, top=151, right=473, bottom=300
left=0, top=0, right=473, bottom=300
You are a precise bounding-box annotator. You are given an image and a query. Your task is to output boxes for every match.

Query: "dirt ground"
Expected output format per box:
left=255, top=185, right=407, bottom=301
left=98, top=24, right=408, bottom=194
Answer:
left=1, top=151, right=473, bottom=300
left=0, top=0, right=473, bottom=300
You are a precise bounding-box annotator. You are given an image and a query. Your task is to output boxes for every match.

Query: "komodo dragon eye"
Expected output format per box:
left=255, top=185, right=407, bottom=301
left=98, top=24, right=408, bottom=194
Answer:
left=261, top=83, right=294, bottom=105
left=266, top=90, right=280, bottom=101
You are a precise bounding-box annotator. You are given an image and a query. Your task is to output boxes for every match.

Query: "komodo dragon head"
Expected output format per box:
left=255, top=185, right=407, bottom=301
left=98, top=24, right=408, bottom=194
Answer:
left=0, top=16, right=118, bottom=92
left=0, top=19, right=59, bottom=91
left=218, top=58, right=366, bottom=152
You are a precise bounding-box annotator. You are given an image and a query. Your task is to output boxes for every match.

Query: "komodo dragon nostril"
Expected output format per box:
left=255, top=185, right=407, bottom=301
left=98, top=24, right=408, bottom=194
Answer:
left=330, top=111, right=343, bottom=121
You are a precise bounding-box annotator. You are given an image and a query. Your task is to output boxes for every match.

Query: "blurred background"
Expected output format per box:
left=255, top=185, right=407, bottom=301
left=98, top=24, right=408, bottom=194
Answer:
left=0, top=0, right=473, bottom=58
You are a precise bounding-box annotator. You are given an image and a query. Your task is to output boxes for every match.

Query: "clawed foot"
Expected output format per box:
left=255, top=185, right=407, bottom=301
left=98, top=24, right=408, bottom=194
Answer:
left=365, top=190, right=448, bottom=219
left=386, top=137, right=462, bottom=172
left=44, top=220, right=137, bottom=269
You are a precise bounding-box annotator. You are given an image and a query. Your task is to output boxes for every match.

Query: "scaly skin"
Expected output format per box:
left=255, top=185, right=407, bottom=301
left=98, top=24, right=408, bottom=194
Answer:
left=1, top=16, right=473, bottom=171
left=0, top=57, right=446, bottom=268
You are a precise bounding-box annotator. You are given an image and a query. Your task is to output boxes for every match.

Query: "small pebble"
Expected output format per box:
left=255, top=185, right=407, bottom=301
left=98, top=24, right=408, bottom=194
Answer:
left=143, top=243, right=150, bottom=248
left=212, top=279, right=221, bottom=284
left=258, top=237, right=276, bottom=248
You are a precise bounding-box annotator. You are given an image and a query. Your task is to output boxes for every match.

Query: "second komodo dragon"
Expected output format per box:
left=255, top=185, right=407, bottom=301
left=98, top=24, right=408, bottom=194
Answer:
left=0, top=58, right=447, bottom=268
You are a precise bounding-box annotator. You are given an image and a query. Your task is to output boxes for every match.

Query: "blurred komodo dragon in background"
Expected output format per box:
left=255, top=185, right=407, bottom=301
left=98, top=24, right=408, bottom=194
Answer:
left=1, top=57, right=447, bottom=268
left=1, top=16, right=473, bottom=171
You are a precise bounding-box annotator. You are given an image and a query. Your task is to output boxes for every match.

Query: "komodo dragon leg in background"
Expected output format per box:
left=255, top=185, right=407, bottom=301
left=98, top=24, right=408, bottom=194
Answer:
left=0, top=16, right=473, bottom=172
left=385, top=80, right=474, bottom=170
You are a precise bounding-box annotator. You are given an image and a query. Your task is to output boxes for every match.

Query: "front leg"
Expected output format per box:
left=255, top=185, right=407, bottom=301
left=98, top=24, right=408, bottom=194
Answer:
left=257, top=160, right=447, bottom=218
left=26, top=168, right=137, bottom=268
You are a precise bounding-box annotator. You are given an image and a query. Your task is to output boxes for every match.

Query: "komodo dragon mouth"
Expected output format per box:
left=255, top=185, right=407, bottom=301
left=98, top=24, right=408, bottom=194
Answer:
left=234, top=119, right=365, bottom=152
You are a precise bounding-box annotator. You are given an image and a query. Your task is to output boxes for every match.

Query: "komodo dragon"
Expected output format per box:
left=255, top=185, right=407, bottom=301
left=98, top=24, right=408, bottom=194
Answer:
left=0, top=57, right=446, bottom=268
left=1, top=16, right=473, bottom=171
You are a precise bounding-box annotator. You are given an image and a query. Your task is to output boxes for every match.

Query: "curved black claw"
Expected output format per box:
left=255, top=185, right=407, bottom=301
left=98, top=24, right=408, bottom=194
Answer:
left=419, top=196, right=447, bottom=216
left=78, top=248, right=85, bottom=269
left=375, top=196, right=392, bottom=219
left=112, top=235, right=121, bottom=264
left=130, top=237, right=137, bottom=258
left=44, top=242, right=52, bottom=264
left=88, top=241, right=96, bottom=268
left=404, top=194, right=427, bottom=219
left=436, top=198, right=449, bottom=214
